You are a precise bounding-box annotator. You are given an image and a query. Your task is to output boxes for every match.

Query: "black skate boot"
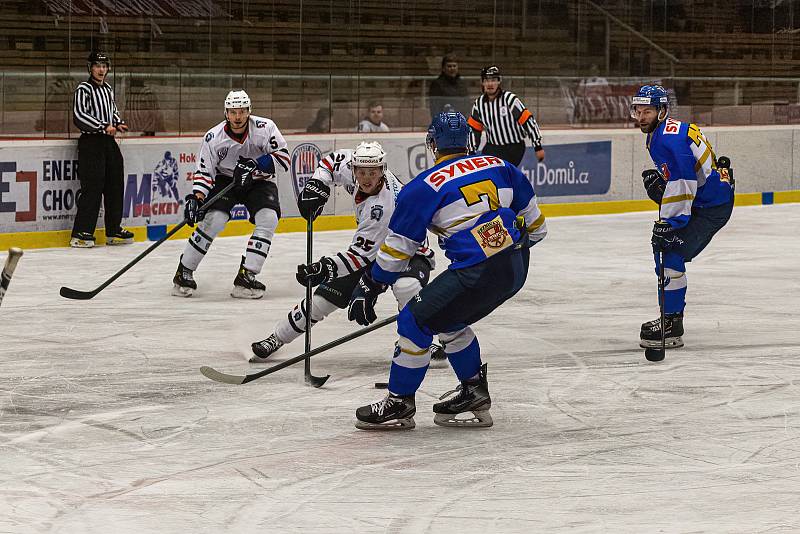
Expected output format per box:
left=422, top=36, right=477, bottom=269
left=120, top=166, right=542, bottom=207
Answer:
left=231, top=258, right=265, bottom=299
left=106, top=228, right=134, bottom=245
left=355, top=393, right=416, bottom=430
left=70, top=232, right=96, bottom=248
left=250, top=333, right=284, bottom=363
left=433, top=363, right=493, bottom=428
left=172, top=256, right=197, bottom=297
left=640, top=312, right=684, bottom=349
left=429, top=343, right=447, bottom=368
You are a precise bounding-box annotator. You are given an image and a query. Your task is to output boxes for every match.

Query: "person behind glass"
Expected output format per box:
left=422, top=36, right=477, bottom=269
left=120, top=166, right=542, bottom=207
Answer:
left=70, top=51, right=133, bottom=248
left=357, top=101, right=390, bottom=133
left=306, top=108, right=330, bottom=133
left=428, top=54, right=470, bottom=119
left=467, top=65, right=545, bottom=167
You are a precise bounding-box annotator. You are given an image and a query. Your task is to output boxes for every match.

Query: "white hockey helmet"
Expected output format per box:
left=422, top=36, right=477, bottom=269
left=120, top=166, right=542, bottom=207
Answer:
left=224, top=90, right=251, bottom=111
left=352, top=141, right=387, bottom=173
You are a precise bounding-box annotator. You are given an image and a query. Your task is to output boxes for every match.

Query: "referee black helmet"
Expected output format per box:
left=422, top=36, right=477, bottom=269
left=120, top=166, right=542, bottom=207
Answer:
left=87, top=51, right=110, bottom=70
left=480, top=65, right=502, bottom=81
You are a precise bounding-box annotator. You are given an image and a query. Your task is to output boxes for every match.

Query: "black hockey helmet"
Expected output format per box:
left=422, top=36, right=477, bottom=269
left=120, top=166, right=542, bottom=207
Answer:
left=87, top=51, right=110, bottom=69
left=480, top=65, right=502, bottom=81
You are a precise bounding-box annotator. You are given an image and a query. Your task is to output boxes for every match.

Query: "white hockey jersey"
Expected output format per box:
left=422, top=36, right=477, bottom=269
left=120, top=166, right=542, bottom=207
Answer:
left=193, top=115, right=290, bottom=197
left=312, top=149, right=432, bottom=277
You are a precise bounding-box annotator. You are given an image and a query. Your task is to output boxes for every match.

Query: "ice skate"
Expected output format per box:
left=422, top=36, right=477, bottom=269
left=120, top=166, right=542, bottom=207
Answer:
left=106, top=228, right=134, bottom=245
left=231, top=259, right=265, bottom=299
left=172, top=257, right=197, bottom=297
left=250, top=333, right=283, bottom=363
left=640, top=312, right=684, bottom=348
left=70, top=232, right=96, bottom=248
left=429, top=343, right=447, bottom=368
left=433, top=363, right=493, bottom=428
left=355, top=393, right=416, bottom=430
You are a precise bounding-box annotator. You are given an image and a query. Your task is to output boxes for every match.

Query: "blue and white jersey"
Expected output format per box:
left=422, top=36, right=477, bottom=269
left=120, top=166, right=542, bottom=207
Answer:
left=372, top=154, right=547, bottom=284
left=647, top=117, right=734, bottom=229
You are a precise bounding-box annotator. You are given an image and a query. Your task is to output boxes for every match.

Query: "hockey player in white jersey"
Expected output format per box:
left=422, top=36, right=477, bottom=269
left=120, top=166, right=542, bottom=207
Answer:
left=250, top=141, right=444, bottom=362
left=172, top=90, right=291, bottom=299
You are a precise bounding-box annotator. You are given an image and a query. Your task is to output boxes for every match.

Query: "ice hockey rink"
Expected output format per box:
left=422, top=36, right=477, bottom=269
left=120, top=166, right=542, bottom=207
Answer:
left=1, top=203, right=798, bottom=533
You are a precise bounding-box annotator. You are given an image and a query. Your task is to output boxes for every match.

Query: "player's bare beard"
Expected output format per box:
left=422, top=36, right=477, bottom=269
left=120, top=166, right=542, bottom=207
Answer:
left=640, top=117, right=659, bottom=134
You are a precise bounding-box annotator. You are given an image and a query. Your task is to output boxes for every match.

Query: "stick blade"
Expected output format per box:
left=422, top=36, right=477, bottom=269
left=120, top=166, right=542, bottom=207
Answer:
left=305, top=373, right=330, bottom=388
left=200, top=365, right=247, bottom=385
left=59, top=286, right=97, bottom=300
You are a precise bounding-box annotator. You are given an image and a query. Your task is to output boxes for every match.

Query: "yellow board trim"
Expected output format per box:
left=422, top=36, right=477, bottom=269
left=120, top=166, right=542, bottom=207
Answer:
left=2, top=193, right=798, bottom=251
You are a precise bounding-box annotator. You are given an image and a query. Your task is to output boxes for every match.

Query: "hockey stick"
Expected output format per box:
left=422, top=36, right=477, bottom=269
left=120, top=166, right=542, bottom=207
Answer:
left=200, top=313, right=398, bottom=385
left=645, top=251, right=666, bottom=362
left=0, top=247, right=23, bottom=307
left=303, top=216, right=331, bottom=387
left=59, top=182, right=236, bottom=300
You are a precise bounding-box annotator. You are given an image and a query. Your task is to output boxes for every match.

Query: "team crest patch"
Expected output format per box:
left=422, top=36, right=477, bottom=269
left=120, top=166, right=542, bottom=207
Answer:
left=470, top=215, right=512, bottom=258
left=370, top=204, right=383, bottom=221
left=217, top=147, right=229, bottom=161
left=290, top=143, right=323, bottom=198
left=660, top=162, right=670, bottom=180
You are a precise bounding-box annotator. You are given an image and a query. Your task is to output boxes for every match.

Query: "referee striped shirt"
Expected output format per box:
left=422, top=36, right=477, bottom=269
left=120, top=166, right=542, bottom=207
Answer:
left=73, top=79, right=124, bottom=134
left=468, top=90, right=542, bottom=152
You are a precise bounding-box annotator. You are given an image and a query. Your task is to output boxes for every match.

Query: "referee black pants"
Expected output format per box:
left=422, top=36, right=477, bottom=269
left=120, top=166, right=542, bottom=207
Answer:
left=482, top=141, right=526, bottom=167
left=72, top=133, right=125, bottom=237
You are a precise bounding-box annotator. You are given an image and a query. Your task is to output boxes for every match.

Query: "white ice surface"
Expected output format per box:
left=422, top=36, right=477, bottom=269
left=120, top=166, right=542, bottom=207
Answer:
left=1, top=204, right=799, bottom=533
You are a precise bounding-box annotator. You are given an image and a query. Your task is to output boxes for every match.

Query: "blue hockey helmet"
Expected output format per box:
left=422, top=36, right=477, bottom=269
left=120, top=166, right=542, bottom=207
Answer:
left=426, top=112, right=469, bottom=153
left=630, top=84, right=669, bottom=119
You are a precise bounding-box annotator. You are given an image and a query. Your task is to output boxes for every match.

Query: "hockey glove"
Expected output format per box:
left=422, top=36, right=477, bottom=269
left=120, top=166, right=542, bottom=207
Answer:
left=347, top=271, right=387, bottom=326
left=233, top=156, right=259, bottom=188
left=642, top=169, right=666, bottom=204
left=296, top=256, right=337, bottom=287
left=297, top=178, right=331, bottom=221
left=184, top=194, right=205, bottom=226
left=651, top=220, right=684, bottom=251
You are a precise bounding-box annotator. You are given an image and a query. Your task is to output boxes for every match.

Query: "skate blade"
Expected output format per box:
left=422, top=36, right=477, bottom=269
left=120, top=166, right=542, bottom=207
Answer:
left=433, top=410, right=493, bottom=428
left=70, top=239, right=94, bottom=248
left=231, top=286, right=265, bottom=299
left=639, top=336, right=683, bottom=349
left=354, top=417, right=415, bottom=431
left=171, top=285, right=194, bottom=297
left=106, top=237, right=134, bottom=245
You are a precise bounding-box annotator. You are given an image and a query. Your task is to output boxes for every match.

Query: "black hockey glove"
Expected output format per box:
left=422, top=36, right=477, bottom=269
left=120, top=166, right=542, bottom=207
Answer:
left=651, top=220, right=684, bottom=251
left=642, top=169, right=666, bottom=204
left=233, top=156, right=259, bottom=188
left=296, top=256, right=337, bottom=287
left=347, top=271, right=387, bottom=326
left=297, top=178, right=331, bottom=221
left=184, top=194, right=205, bottom=226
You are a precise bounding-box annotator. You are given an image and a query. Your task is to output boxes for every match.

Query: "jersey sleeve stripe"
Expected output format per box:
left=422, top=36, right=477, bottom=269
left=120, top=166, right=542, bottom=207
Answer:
left=378, top=243, right=412, bottom=260
left=527, top=212, right=546, bottom=232
left=662, top=193, right=695, bottom=204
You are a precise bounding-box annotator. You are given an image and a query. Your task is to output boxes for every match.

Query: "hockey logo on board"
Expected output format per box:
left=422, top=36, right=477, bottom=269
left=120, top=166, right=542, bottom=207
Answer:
left=290, top=143, right=322, bottom=199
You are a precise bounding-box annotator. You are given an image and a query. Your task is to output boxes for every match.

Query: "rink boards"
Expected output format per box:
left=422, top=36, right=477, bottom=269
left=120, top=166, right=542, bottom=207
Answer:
left=1, top=125, right=799, bottom=250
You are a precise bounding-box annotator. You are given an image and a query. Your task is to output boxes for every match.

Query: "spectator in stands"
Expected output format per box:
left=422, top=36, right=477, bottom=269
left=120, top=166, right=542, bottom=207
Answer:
left=70, top=51, right=133, bottom=248
left=306, top=108, right=331, bottom=133
left=127, top=79, right=165, bottom=136
left=428, top=54, right=470, bottom=119
left=357, top=101, right=390, bottom=133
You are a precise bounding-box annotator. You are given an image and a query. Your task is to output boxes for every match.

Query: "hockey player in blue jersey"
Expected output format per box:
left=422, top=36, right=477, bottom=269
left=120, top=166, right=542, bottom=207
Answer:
left=631, top=85, right=734, bottom=349
left=347, top=112, right=547, bottom=430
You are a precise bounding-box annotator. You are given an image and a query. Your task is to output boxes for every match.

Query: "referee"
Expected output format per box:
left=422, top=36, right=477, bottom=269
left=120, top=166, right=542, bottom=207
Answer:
left=70, top=51, right=133, bottom=248
left=467, top=65, right=545, bottom=166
